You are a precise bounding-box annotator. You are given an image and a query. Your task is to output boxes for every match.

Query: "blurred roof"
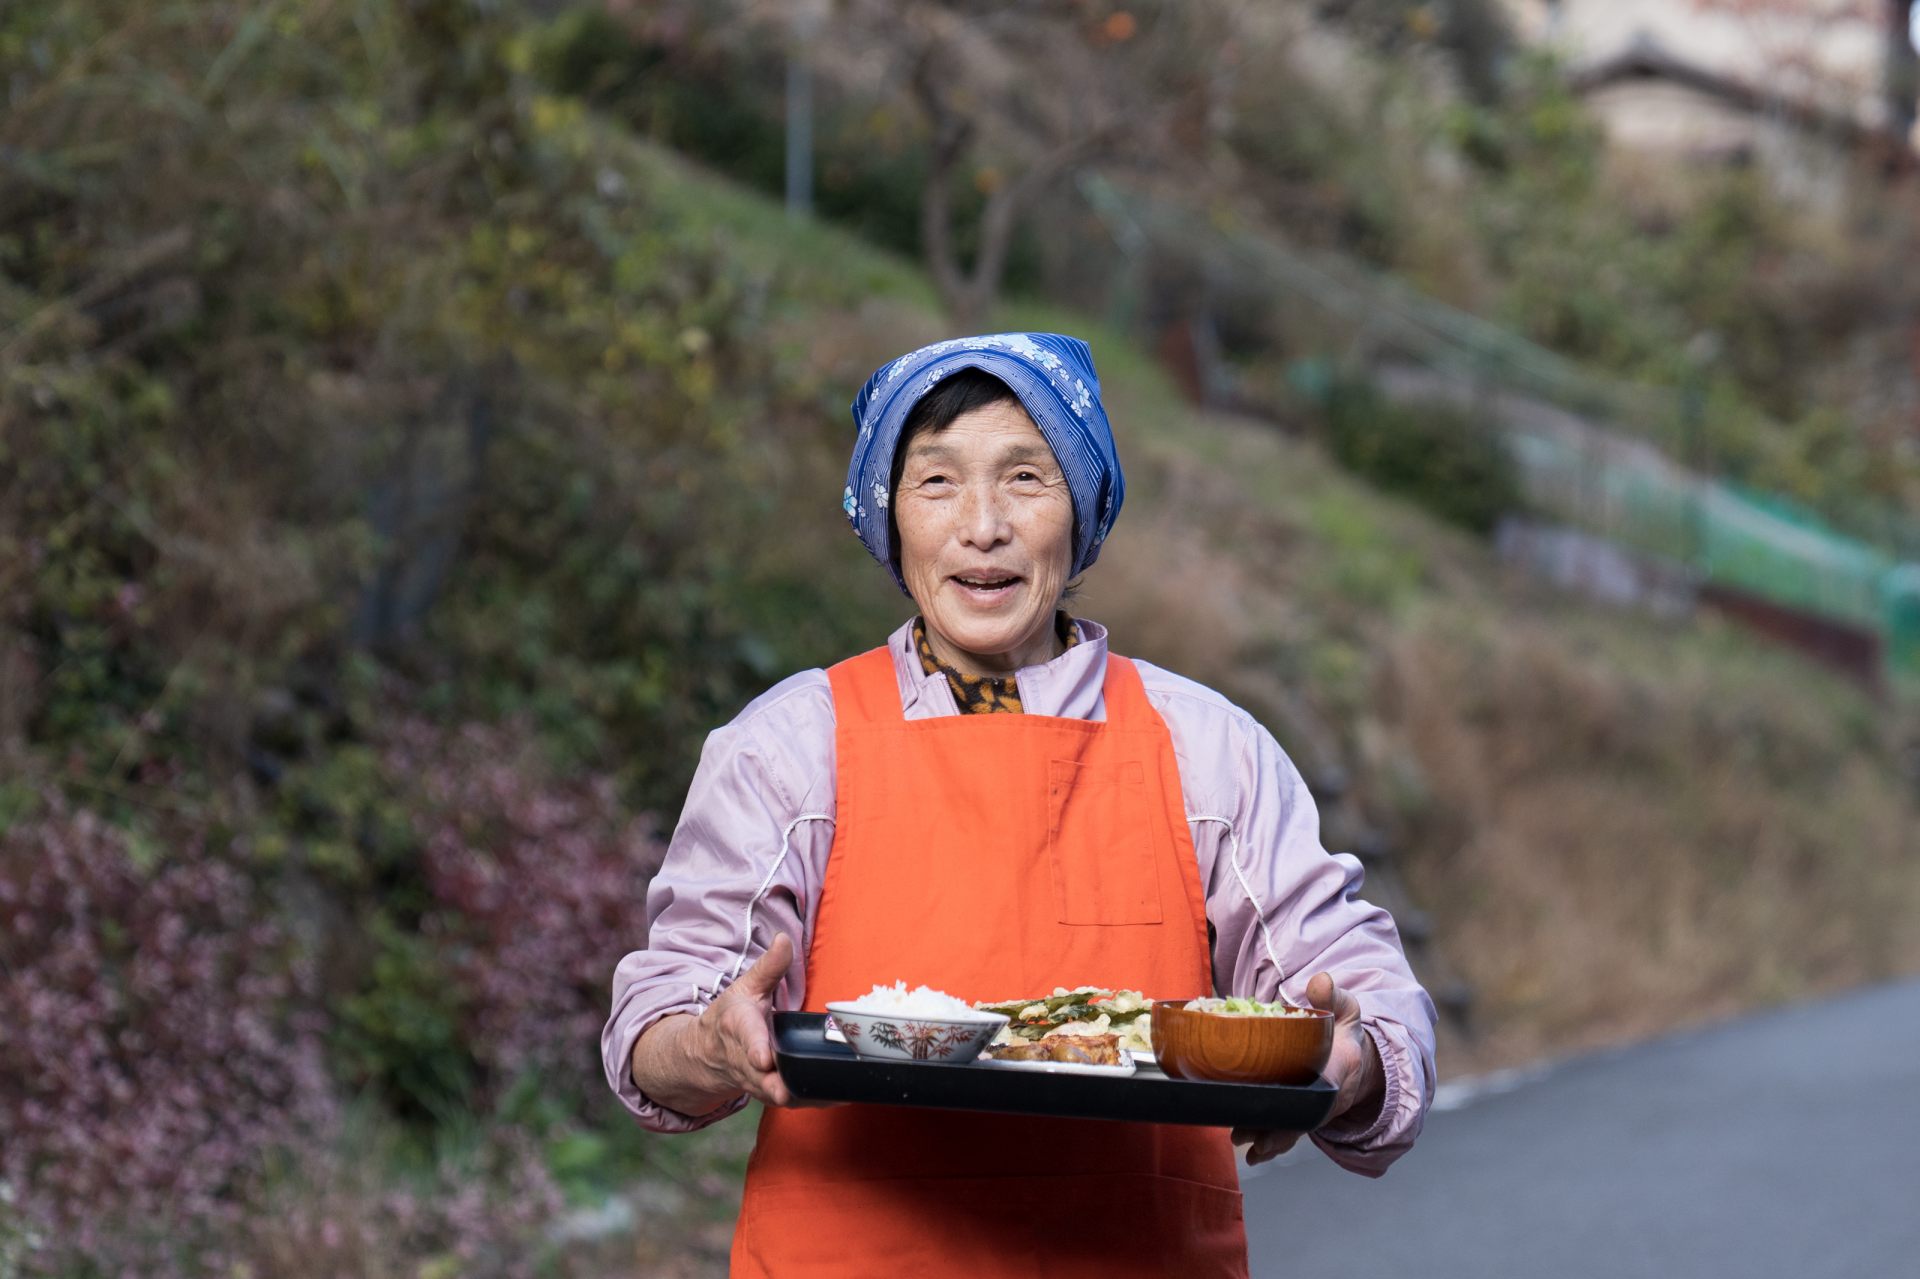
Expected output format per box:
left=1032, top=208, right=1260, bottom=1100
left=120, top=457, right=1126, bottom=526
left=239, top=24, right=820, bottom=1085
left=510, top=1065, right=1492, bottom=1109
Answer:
left=1502, top=0, right=1913, bottom=158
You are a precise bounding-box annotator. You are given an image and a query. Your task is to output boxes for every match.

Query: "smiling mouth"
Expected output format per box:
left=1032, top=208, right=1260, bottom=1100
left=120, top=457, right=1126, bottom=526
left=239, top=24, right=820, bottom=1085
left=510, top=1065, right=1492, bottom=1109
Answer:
left=952, top=573, right=1022, bottom=593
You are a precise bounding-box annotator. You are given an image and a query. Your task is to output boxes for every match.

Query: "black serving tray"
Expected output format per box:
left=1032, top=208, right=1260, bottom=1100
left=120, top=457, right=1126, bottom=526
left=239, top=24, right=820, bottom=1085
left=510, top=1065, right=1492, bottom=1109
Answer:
left=772, top=1012, right=1337, bottom=1130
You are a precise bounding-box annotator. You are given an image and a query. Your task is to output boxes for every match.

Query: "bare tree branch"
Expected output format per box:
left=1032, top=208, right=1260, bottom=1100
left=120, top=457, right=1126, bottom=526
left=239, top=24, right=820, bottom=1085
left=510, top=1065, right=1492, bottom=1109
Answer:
left=967, top=124, right=1122, bottom=316
left=867, top=0, right=1212, bottom=326
left=910, top=42, right=976, bottom=317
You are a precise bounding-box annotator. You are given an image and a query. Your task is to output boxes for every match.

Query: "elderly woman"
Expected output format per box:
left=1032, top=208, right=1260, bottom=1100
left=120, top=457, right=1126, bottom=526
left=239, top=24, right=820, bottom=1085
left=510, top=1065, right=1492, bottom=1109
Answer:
left=604, top=333, right=1436, bottom=1277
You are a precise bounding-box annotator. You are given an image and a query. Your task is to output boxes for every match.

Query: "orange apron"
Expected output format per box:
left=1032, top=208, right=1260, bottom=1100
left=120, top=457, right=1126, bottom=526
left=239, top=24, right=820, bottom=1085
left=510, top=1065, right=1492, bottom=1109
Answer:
left=730, top=647, right=1248, bottom=1278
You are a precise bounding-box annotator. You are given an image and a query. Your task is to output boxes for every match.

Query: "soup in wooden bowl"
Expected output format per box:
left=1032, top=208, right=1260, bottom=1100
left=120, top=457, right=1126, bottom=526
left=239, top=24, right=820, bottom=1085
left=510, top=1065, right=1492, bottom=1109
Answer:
left=1151, top=997, right=1334, bottom=1085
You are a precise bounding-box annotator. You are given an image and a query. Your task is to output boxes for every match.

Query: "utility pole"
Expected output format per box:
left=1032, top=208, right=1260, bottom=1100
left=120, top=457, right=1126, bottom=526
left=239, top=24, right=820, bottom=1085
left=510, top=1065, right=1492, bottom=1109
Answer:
left=1683, top=331, right=1722, bottom=577
left=1889, top=0, right=1918, bottom=152
left=785, top=1, right=825, bottom=219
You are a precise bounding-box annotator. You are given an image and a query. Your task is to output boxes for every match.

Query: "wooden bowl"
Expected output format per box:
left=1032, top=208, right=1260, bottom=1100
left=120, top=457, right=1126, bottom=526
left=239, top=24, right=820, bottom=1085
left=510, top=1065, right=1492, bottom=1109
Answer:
left=1151, top=1000, right=1335, bottom=1085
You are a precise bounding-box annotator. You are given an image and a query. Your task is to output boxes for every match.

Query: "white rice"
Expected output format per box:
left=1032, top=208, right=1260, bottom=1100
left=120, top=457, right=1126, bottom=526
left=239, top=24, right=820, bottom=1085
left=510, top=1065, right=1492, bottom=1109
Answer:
left=840, top=981, right=992, bottom=1020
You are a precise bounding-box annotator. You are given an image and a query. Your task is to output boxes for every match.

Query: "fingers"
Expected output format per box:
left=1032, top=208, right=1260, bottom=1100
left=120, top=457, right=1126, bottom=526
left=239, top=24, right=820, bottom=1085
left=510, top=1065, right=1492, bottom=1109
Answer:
left=744, top=1017, right=775, bottom=1074
left=734, top=933, right=795, bottom=999
left=1305, top=971, right=1335, bottom=1013
left=701, top=935, right=822, bottom=1110
left=740, top=1066, right=794, bottom=1109
left=1250, top=1135, right=1301, bottom=1166
left=701, top=1012, right=792, bottom=1106
left=742, top=1069, right=846, bottom=1110
left=711, top=993, right=778, bottom=1075
left=1231, top=1127, right=1304, bottom=1166
left=1306, top=971, right=1361, bottom=1023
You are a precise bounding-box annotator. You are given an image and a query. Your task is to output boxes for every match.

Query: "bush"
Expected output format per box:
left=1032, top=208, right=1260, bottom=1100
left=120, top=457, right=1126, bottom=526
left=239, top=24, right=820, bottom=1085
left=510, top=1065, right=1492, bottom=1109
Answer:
left=0, top=796, right=332, bottom=1273
left=1319, top=378, right=1522, bottom=534
left=394, top=718, right=665, bottom=1103
left=2, top=0, right=897, bottom=818
left=295, top=716, right=666, bottom=1122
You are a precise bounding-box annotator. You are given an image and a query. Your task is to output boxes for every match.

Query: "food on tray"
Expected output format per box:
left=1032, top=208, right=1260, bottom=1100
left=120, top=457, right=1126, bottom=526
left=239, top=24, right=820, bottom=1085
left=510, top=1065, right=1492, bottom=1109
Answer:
left=825, top=984, right=1008, bottom=1064
left=984, top=1033, right=1123, bottom=1066
left=1184, top=996, right=1318, bottom=1018
left=840, top=981, right=999, bottom=1020
left=974, top=987, right=1154, bottom=1053
left=1152, top=998, right=1334, bottom=1085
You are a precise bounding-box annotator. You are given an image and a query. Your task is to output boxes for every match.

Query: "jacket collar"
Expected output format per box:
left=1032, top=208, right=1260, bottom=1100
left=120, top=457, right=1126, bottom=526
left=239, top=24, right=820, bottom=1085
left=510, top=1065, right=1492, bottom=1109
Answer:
left=886, top=617, right=1110, bottom=722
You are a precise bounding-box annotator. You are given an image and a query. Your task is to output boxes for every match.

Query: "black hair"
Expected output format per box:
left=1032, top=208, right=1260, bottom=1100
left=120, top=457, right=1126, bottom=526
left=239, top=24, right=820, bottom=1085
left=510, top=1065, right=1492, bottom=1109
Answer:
left=883, top=368, right=1080, bottom=600
left=887, top=368, right=1020, bottom=503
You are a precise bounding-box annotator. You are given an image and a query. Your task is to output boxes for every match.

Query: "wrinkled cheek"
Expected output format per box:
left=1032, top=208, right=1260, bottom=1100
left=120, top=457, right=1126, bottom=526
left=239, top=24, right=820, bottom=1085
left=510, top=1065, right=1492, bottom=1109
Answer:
left=894, top=511, right=945, bottom=605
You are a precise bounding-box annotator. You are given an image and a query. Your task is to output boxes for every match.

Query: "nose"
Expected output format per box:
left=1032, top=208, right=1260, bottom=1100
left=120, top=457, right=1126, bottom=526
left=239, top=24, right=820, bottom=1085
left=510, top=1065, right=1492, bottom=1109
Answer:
left=957, top=481, right=1011, bottom=551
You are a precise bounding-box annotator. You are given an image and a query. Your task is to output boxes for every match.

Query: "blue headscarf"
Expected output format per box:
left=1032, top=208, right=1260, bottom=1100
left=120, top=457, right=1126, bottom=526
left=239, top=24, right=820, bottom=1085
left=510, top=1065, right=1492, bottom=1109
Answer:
left=843, top=332, right=1126, bottom=595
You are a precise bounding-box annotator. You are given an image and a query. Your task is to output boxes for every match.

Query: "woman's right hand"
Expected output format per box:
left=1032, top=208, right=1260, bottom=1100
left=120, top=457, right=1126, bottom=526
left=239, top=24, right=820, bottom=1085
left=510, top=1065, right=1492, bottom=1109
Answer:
left=692, top=933, right=798, bottom=1107
left=630, top=933, right=798, bottom=1114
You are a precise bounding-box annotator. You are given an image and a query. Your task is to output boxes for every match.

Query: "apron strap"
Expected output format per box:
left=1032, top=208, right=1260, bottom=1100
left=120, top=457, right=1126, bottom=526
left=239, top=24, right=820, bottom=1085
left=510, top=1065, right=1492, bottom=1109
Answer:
left=831, top=643, right=1153, bottom=729
left=825, top=647, right=903, bottom=726
left=1098, top=653, right=1152, bottom=728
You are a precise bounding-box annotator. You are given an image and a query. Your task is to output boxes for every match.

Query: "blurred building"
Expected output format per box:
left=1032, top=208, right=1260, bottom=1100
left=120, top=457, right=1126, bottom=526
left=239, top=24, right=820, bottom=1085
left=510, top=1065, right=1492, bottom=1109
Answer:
left=1502, top=0, right=1915, bottom=204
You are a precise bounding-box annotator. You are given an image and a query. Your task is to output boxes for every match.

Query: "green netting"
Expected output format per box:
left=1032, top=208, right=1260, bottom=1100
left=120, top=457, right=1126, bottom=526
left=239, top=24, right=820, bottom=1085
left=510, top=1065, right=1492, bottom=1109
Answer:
left=1884, top=566, right=1920, bottom=684
left=1506, top=419, right=1895, bottom=632
left=1081, top=178, right=1920, bottom=686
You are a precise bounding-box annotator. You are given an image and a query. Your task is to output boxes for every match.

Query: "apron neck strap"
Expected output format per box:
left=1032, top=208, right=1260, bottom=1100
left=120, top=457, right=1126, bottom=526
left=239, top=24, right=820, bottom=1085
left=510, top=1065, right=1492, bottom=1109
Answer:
left=829, top=645, right=1149, bottom=728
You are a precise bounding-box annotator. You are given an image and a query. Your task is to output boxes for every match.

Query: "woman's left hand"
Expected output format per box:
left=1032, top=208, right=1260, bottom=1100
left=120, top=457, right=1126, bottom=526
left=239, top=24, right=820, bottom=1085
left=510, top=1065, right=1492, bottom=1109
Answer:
left=1231, top=971, right=1384, bottom=1166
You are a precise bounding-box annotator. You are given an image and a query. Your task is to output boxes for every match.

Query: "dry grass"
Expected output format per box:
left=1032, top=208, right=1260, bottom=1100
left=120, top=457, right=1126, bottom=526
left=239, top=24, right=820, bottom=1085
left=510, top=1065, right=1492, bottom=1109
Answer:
left=1384, top=605, right=1920, bottom=1074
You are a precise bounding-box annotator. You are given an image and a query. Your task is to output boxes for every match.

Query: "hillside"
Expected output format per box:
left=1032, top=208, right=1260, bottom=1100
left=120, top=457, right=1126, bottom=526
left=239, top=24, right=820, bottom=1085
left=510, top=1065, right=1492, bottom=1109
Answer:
left=4, top=4, right=1918, bottom=1274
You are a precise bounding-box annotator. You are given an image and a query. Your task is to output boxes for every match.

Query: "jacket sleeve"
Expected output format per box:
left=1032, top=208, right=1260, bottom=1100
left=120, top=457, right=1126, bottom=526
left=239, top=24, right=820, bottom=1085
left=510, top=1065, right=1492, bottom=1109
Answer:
left=1189, top=708, right=1437, bottom=1176
left=600, top=674, right=837, bottom=1133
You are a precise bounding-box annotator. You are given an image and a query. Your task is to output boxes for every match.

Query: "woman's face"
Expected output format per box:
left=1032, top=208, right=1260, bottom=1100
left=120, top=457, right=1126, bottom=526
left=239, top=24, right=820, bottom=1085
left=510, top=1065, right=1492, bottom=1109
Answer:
left=894, top=400, right=1075, bottom=677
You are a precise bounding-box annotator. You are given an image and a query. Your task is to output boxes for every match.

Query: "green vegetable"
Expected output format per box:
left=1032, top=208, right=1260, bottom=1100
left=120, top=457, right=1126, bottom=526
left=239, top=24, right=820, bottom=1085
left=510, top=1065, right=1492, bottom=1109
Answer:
left=1188, top=996, right=1312, bottom=1017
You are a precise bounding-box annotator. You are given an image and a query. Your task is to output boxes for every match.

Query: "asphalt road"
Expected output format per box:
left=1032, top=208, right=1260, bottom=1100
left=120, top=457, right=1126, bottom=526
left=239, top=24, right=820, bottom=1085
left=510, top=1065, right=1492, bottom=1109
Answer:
left=1242, top=978, right=1920, bottom=1279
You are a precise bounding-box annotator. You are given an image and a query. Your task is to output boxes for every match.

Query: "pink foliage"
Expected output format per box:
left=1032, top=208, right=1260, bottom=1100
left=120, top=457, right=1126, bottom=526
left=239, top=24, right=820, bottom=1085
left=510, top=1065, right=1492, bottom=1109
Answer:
left=385, top=719, right=663, bottom=1098
left=0, top=796, right=333, bottom=1269
left=0, top=720, right=662, bottom=1271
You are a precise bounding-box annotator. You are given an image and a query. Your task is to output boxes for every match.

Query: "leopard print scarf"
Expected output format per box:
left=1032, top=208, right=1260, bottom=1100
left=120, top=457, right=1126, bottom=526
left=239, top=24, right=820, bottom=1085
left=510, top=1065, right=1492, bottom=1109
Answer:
left=911, top=613, right=1081, bottom=714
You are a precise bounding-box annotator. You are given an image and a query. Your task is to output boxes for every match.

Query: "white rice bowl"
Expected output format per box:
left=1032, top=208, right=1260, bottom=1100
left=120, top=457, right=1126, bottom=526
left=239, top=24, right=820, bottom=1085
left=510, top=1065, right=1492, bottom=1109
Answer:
left=835, top=981, right=1001, bottom=1020
left=826, top=982, right=1007, bottom=1064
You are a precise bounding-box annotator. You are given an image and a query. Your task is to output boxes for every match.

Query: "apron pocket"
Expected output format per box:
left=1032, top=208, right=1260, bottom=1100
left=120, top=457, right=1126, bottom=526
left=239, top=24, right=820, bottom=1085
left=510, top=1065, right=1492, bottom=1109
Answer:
left=1047, top=757, right=1163, bottom=925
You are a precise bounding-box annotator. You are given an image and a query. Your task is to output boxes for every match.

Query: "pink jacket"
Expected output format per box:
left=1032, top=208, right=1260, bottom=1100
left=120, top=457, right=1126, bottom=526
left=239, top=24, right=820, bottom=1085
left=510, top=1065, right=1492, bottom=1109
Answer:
left=603, top=620, right=1437, bottom=1175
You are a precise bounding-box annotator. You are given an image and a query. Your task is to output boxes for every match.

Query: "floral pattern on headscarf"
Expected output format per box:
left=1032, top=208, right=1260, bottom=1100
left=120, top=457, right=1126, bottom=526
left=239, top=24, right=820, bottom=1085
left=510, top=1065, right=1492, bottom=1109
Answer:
left=844, top=332, right=1126, bottom=595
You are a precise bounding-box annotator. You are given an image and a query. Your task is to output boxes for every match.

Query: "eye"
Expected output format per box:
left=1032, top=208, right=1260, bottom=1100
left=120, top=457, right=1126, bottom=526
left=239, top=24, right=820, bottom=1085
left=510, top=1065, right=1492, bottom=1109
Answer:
left=1014, top=469, right=1041, bottom=483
